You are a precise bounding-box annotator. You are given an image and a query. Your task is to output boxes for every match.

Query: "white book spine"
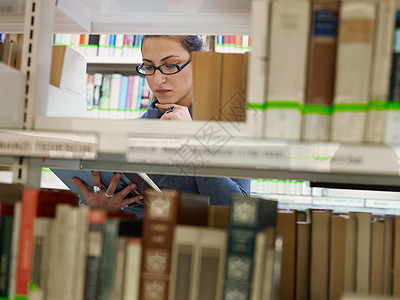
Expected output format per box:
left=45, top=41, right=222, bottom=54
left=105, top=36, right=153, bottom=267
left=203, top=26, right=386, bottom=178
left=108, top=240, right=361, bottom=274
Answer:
left=365, top=0, right=397, bottom=144
left=265, top=0, right=311, bottom=140
left=246, top=0, right=270, bottom=139
left=331, top=0, right=377, bottom=143
left=122, top=238, right=142, bottom=300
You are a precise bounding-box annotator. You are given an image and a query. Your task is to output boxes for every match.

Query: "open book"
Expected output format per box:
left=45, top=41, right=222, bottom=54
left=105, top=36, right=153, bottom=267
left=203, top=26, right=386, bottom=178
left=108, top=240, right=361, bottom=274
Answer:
left=50, top=168, right=160, bottom=206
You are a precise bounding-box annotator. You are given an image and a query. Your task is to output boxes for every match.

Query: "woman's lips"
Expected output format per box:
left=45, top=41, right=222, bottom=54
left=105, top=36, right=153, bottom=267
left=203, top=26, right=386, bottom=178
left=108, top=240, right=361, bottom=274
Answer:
left=156, top=89, right=171, bottom=94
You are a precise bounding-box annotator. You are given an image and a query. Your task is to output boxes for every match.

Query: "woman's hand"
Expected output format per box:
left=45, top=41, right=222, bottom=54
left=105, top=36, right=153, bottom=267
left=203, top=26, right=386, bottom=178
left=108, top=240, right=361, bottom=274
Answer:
left=155, top=103, right=192, bottom=121
left=71, top=171, right=143, bottom=209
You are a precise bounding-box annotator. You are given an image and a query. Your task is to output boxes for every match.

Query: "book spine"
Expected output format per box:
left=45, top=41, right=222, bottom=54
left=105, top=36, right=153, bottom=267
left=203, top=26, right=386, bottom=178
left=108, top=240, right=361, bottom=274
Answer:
left=84, top=210, right=106, bottom=300
left=98, top=218, right=120, bottom=300
left=265, top=0, right=311, bottom=140
left=331, top=1, right=376, bottom=143
left=389, top=10, right=400, bottom=101
left=223, top=195, right=277, bottom=300
left=123, top=238, right=142, bottom=300
left=15, top=188, right=39, bottom=296
left=302, top=0, right=339, bottom=142
left=0, top=216, right=13, bottom=297
left=7, top=202, right=21, bottom=299
left=139, top=190, right=179, bottom=300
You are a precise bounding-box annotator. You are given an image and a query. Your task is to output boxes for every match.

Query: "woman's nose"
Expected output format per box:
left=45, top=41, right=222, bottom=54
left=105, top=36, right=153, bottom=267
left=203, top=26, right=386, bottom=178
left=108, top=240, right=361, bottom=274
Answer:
left=153, top=69, right=167, bottom=85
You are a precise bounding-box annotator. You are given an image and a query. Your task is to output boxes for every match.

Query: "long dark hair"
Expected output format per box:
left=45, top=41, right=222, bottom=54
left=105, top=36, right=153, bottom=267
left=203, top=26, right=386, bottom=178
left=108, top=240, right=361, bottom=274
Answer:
left=141, top=35, right=204, bottom=54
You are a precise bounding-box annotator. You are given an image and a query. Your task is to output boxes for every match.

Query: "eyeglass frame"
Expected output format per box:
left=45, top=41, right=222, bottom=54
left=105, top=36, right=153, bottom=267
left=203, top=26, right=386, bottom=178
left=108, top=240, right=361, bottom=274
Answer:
left=136, top=58, right=192, bottom=76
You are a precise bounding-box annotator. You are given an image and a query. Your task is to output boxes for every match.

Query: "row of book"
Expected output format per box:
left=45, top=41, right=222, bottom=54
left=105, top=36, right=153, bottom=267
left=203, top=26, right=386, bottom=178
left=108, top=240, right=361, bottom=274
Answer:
left=0, top=182, right=277, bottom=300
left=0, top=1, right=24, bottom=13
left=53, top=33, right=252, bottom=59
left=53, top=34, right=144, bottom=59
left=247, top=0, right=400, bottom=145
left=85, top=73, right=150, bottom=119
left=0, top=34, right=23, bottom=70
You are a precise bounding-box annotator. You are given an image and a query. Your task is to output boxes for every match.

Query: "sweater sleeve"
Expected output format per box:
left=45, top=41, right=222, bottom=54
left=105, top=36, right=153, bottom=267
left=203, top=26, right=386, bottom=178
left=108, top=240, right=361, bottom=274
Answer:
left=194, top=176, right=251, bottom=206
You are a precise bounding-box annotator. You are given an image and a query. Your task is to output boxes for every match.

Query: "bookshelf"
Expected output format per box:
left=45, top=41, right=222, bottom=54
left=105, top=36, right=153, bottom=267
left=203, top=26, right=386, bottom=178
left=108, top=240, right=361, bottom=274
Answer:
left=0, top=0, right=399, bottom=187
left=3, top=1, right=400, bottom=300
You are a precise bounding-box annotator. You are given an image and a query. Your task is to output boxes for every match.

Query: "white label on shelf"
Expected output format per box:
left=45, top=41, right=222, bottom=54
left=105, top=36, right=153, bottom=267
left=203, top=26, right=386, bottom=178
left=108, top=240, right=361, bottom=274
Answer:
left=0, top=130, right=98, bottom=159
left=126, top=135, right=288, bottom=174
left=365, top=199, right=400, bottom=209
left=330, top=144, right=399, bottom=175
left=312, top=196, right=364, bottom=207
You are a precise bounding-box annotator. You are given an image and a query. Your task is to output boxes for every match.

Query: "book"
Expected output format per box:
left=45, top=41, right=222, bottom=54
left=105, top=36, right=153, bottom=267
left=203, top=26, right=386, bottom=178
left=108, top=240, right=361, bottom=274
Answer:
left=295, top=221, right=311, bottom=300
left=370, top=220, right=385, bottom=295
left=389, top=9, right=400, bottom=101
left=123, top=238, right=142, bottom=300
left=0, top=183, right=23, bottom=299
left=250, top=226, right=276, bottom=300
left=84, top=209, right=107, bottom=300
left=169, top=224, right=227, bottom=300
left=98, top=218, right=120, bottom=300
left=111, top=237, right=128, bottom=300
left=46, top=204, right=81, bottom=300
left=30, top=217, right=52, bottom=300
left=265, top=0, right=311, bottom=140
left=50, top=169, right=156, bottom=206
left=349, top=211, right=372, bottom=294
left=178, top=191, right=209, bottom=226
left=393, top=216, right=400, bottom=296
left=383, top=217, right=393, bottom=295
left=15, top=188, right=78, bottom=298
left=192, top=51, right=223, bottom=121
left=139, top=189, right=180, bottom=300
left=219, top=53, right=247, bottom=123
left=364, top=0, right=397, bottom=144
left=302, top=0, right=340, bottom=141
left=223, top=195, right=277, bottom=300
left=331, top=0, right=377, bottom=143
left=207, top=205, right=231, bottom=229
left=329, top=215, right=346, bottom=300
left=310, top=210, right=332, bottom=300
left=118, top=219, right=142, bottom=300
left=343, top=217, right=357, bottom=293
left=276, top=210, right=297, bottom=300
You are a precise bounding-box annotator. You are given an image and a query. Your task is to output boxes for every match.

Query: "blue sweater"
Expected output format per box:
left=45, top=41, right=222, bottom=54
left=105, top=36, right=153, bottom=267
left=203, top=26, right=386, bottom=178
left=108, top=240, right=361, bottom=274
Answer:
left=128, top=100, right=251, bottom=209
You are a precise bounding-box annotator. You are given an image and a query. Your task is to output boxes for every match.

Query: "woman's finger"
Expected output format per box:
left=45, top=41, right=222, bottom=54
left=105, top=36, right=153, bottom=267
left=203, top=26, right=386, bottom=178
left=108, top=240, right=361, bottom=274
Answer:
left=119, top=195, right=144, bottom=209
left=104, top=172, right=121, bottom=196
left=71, top=177, right=92, bottom=200
left=115, top=182, right=138, bottom=199
left=92, top=171, right=101, bottom=190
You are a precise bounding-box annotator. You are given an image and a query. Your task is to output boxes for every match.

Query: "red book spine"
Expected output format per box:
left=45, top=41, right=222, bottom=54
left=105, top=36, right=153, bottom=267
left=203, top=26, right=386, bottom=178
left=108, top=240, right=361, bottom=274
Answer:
left=15, top=188, right=39, bottom=296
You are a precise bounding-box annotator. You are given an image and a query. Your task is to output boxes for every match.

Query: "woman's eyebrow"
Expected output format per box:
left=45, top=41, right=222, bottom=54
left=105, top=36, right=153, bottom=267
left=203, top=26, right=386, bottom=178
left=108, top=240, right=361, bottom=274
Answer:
left=142, top=55, right=180, bottom=64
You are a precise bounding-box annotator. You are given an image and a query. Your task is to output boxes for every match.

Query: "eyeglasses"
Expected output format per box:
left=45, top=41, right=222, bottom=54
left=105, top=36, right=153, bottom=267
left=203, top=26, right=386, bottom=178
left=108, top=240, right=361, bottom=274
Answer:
left=136, top=58, right=192, bottom=76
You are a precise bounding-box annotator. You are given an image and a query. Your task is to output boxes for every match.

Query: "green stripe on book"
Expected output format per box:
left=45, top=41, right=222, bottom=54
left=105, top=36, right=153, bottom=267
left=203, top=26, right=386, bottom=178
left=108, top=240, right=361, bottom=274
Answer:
left=247, top=102, right=265, bottom=111
left=0, top=297, right=8, bottom=300
left=301, top=104, right=332, bottom=116
left=386, top=101, right=400, bottom=111
left=368, top=100, right=387, bottom=110
left=14, top=296, right=29, bottom=300
left=266, top=101, right=302, bottom=110
left=331, top=103, right=368, bottom=113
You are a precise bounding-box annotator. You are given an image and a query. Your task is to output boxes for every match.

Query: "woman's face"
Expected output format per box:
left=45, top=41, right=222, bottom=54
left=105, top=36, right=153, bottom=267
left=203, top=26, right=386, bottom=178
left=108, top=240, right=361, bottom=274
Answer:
left=141, top=37, right=193, bottom=108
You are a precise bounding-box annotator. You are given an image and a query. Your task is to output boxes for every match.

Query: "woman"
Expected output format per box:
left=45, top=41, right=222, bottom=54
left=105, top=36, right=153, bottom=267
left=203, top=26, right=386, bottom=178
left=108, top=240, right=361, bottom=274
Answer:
left=72, top=35, right=250, bottom=213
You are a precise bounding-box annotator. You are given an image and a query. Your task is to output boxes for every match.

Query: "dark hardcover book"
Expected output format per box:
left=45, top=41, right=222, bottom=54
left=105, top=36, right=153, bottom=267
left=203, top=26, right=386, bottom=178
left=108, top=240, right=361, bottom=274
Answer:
left=389, top=10, right=400, bottom=101
left=139, top=189, right=180, bottom=300
left=0, top=215, right=14, bottom=297
left=178, top=191, right=209, bottom=226
left=0, top=184, right=23, bottom=298
left=222, top=194, right=278, bottom=300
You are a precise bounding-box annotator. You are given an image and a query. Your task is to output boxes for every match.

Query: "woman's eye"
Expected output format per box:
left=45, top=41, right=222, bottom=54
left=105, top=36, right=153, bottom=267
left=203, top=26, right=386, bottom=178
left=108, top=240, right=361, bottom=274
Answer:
left=143, top=65, right=154, bottom=70
left=164, top=64, right=176, bottom=70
